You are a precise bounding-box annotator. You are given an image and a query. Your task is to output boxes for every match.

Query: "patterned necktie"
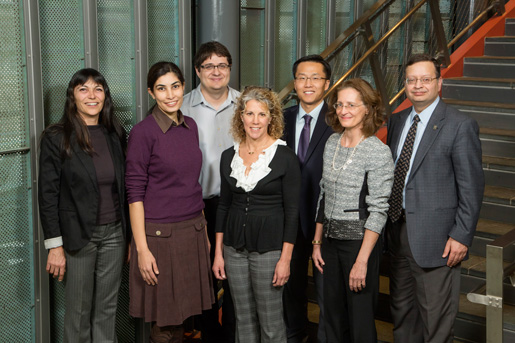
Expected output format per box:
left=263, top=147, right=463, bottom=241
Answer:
left=388, top=114, right=421, bottom=222
left=298, top=114, right=312, bottom=164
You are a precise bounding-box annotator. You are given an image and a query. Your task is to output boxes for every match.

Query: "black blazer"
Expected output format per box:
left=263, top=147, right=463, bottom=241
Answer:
left=38, top=127, right=130, bottom=251
left=283, top=103, right=333, bottom=239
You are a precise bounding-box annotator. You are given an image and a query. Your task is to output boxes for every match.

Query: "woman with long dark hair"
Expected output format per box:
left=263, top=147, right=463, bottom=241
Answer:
left=39, top=68, right=130, bottom=342
left=126, top=61, right=214, bottom=343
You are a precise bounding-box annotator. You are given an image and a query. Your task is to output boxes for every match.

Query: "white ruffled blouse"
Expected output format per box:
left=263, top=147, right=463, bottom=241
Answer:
left=230, top=139, right=287, bottom=192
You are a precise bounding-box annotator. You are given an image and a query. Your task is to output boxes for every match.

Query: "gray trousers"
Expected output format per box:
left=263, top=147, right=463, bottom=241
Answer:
left=389, top=220, right=461, bottom=343
left=224, top=245, right=286, bottom=343
left=63, top=221, right=125, bottom=343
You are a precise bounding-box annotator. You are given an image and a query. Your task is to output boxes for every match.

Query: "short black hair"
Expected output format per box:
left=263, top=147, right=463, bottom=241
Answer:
left=194, top=41, right=232, bottom=71
left=406, top=54, right=441, bottom=79
left=292, top=55, right=331, bottom=80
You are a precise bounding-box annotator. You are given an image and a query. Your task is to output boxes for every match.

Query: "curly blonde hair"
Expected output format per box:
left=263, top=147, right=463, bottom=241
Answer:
left=326, top=78, right=385, bottom=137
left=231, top=86, right=284, bottom=143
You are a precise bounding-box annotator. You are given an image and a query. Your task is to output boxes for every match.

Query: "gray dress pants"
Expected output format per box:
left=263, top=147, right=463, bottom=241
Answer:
left=63, top=221, right=125, bottom=343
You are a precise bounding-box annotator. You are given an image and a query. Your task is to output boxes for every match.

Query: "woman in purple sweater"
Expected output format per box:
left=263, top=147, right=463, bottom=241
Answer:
left=126, top=62, right=214, bottom=343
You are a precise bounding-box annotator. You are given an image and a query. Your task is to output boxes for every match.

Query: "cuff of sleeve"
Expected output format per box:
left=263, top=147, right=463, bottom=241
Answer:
left=364, top=214, right=386, bottom=234
left=44, top=236, right=63, bottom=250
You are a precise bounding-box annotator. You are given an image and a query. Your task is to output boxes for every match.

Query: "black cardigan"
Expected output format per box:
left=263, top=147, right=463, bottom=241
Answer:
left=215, top=144, right=301, bottom=253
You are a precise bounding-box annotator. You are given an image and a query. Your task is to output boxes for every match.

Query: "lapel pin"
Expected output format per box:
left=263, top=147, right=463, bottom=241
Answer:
left=433, top=125, right=438, bottom=130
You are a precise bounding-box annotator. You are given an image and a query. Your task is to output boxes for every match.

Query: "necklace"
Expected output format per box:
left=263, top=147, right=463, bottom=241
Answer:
left=332, top=133, right=364, bottom=171
left=246, top=138, right=271, bottom=155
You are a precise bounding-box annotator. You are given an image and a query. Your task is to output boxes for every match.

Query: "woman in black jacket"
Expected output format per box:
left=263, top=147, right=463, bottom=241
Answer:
left=38, top=68, right=129, bottom=343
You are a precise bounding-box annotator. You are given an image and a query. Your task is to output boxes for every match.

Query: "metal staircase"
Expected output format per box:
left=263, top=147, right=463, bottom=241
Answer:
left=442, top=16, right=515, bottom=342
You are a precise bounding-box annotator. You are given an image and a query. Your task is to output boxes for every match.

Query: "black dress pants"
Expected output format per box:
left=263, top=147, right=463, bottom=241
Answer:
left=322, top=236, right=381, bottom=343
left=199, top=197, right=236, bottom=343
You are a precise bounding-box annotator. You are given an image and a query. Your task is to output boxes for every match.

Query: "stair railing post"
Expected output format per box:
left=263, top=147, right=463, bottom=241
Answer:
left=486, top=244, right=504, bottom=342
left=427, top=0, right=451, bottom=67
left=361, top=22, right=391, bottom=118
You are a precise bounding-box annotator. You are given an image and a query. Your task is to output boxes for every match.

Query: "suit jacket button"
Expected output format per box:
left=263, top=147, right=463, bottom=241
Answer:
left=156, top=230, right=161, bottom=236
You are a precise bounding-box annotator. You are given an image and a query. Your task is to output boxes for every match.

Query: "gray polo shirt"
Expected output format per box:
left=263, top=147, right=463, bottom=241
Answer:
left=181, top=85, right=240, bottom=198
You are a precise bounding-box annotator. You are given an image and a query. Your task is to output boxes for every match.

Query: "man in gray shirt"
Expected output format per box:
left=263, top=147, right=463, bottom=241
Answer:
left=181, top=41, right=239, bottom=343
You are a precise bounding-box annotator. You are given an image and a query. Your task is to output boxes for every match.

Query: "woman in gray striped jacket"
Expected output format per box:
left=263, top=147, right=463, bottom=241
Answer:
left=312, top=78, right=394, bottom=343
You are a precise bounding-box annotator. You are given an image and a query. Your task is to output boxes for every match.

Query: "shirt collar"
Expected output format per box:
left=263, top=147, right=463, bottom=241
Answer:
left=410, top=96, right=440, bottom=125
left=151, top=105, right=189, bottom=133
left=297, top=101, right=324, bottom=123
left=190, top=85, right=239, bottom=109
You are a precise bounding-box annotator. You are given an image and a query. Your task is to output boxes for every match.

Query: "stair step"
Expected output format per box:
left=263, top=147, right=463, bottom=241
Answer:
left=444, top=98, right=515, bottom=111
left=484, top=167, right=515, bottom=188
left=480, top=137, right=515, bottom=159
left=483, top=155, right=515, bottom=172
left=442, top=77, right=515, bottom=104
left=506, top=18, right=515, bottom=36
left=484, top=36, right=515, bottom=57
left=476, top=218, right=515, bottom=238
left=480, top=127, right=515, bottom=139
left=453, top=104, right=515, bottom=131
left=463, top=56, right=515, bottom=79
left=484, top=185, right=515, bottom=206
left=480, top=201, right=515, bottom=224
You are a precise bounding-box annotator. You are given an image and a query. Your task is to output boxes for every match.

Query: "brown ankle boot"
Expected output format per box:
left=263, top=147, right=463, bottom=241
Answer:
left=149, top=324, right=173, bottom=343
left=169, top=325, right=184, bottom=343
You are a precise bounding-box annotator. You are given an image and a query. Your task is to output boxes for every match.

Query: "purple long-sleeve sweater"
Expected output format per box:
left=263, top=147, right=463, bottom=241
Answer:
left=125, top=108, right=204, bottom=223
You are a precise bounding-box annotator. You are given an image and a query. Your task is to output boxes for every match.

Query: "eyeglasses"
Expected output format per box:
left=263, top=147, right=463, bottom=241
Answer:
left=333, top=103, right=365, bottom=111
left=200, top=63, right=231, bottom=71
left=405, top=77, right=438, bottom=85
left=295, top=76, right=327, bottom=83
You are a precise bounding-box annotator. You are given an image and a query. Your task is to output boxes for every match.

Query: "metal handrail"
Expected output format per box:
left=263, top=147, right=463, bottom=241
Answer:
left=279, top=0, right=506, bottom=112
left=278, top=0, right=451, bottom=107
left=387, top=0, right=506, bottom=107
left=277, top=0, right=395, bottom=101
left=467, top=228, right=515, bottom=343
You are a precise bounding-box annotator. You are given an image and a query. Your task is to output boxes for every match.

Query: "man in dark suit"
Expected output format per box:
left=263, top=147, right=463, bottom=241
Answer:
left=283, top=55, right=333, bottom=343
left=386, top=54, right=484, bottom=342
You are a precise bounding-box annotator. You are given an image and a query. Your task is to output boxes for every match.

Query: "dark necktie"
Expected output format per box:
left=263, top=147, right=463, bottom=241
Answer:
left=298, top=114, right=312, bottom=164
left=388, top=114, right=421, bottom=222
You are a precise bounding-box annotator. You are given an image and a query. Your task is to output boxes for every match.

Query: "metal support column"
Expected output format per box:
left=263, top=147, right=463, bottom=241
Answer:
left=179, top=0, right=193, bottom=92
left=23, top=0, right=49, bottom=341
left=486, top=244, right=504, bottom=342
left=134, top=0, right=148, bottom=123
left=198, top=0, right=240, bottom=90
left=296, top=0, right=307, bottom=58
left=133, top=2, right=150, bottom=337
left=82, top=0, right=99, bottom=69
left=326, top=0, right=336, bottom=47
left=264, top=0, right=276, bottom=89
left=362, top=22, right=391, bottom=118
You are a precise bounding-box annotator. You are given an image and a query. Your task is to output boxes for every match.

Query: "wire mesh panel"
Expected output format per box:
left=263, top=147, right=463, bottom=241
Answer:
left=97, top=0, right=137, bottom=133
left=0, top=1, right=34, bottom=342
left=147, top=0, right=180, bottom=67
left=96, top=1, right=136, bottom=341
left=241, top=0, right=265, bottom=87
left=39, top=1, right=84, bottom=340
left=306, top=0, right=327, bottom=55
left=274, top=0, right=297, bottom=91
left=334, top=0, right=353, bottom=38
left=39, top=0, right=84, bottom=126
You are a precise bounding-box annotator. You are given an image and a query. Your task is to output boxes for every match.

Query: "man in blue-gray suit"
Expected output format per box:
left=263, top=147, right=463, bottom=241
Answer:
left=386, top=54, right=484, bottom=342
left=283, top=55, right=333, bottom=343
